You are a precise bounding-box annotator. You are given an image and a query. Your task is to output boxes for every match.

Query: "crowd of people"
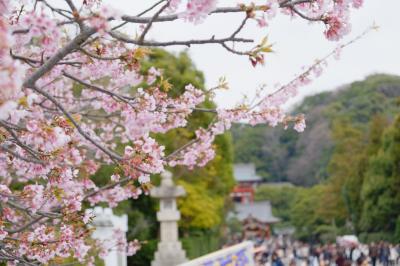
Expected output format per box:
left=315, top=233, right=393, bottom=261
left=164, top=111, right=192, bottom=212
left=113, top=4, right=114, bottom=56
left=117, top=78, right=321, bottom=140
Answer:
left=253, top=236, right=400, bottom=266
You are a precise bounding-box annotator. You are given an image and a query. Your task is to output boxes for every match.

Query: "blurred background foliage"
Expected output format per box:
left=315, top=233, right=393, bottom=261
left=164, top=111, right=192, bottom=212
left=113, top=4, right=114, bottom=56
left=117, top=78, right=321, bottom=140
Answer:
left=234, top=74, right=400, bottom=243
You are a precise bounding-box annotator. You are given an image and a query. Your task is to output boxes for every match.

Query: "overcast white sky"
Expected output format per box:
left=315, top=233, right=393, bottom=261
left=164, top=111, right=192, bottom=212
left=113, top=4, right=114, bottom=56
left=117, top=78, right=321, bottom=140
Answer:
left=105, top=0, right=400, bottom=108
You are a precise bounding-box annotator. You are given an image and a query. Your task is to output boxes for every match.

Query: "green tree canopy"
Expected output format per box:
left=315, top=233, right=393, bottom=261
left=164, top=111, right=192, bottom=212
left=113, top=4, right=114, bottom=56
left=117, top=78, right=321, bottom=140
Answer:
left=360, top=115, right=400, bottom=240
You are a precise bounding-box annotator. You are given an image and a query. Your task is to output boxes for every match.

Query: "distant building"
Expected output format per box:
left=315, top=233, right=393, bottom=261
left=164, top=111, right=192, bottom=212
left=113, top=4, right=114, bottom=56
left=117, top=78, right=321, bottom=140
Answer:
left=231, top=201, right=280, bottom=240
left=231, top=163, right=262, bottom=203
left=233, top=163, right=262, bottom=184
left=229, top=164, right=280, bottom=239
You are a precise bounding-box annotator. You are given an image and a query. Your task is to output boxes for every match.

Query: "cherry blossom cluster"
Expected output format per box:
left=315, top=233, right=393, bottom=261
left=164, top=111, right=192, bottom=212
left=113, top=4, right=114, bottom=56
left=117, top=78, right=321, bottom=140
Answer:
left=86, top=6, right=121, bottom=34
left=0, top=0, right=26, bottom=120
left=168, top=0, right=218, bottom=23
left=11, top=224, right=91, bottom=264
left=180, top=0, right=218, bottom=24
left=296, top=0, right=364, bottom=41
left=17, top=10, right=61, bottom=52
left=97, top=229, right=141, bottom=259
left=168, top=128, right=216, bottom=169
left=0, top=0, right=367, bottom=264
left=251, top=0, right=363, bottom=41
left=121, top=85, right=205, bottom=140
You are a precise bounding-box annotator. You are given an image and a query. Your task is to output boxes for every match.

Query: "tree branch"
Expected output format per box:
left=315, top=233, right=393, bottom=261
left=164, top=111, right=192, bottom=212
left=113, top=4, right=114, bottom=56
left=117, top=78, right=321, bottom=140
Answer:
left=109, top=31, right=253, bottom=47
left=62, top=71, right=134, bottom=104
left=290, top=6, right=324, bottom=22
left=0, top=120, right=43, bottom=161
left=78, top=48, right=121, bottom=61
left=111, top=0, right=167, bottom=31
left=6, top=216, right=46, bottom=234
left=0, top=144, right=44, bottom=164
left=121, top=6, right=266, bottom=24
left=11, top=51, right=83, bottom=67
left=137, top=1, right=170, bottom=44
left=29, top=85, right=123, bottom=161
left=23, top=26, right=96, bottom=88
left=83, top=176, right=131, bottom=200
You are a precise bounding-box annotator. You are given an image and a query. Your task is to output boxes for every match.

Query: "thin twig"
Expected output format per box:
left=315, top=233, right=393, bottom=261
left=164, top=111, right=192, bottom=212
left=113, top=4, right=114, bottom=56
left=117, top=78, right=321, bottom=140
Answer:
left=137, top=2, right=170, bottom=44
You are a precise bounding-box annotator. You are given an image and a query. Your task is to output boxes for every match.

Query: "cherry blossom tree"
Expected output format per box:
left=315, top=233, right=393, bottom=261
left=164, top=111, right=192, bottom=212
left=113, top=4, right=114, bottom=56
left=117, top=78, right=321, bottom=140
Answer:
left=0, top=0, right=367, bottom=264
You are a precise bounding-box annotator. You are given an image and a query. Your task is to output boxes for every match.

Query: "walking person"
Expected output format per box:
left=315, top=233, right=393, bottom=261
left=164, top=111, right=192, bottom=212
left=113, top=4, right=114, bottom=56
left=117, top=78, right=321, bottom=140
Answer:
left=271, top=251, right=284, bottom=266
left=389, top=244, right=398, bottom=266
left=380, top=242, right=390, bottom=266
left=369, top=242, right=378, bottom=266
left=336, top=249, right=347, bottom=266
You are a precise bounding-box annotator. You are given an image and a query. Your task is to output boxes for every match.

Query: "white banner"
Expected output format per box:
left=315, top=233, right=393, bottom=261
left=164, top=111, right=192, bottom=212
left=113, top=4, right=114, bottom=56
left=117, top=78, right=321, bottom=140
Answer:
left=177, top=241, right=255, bottom=266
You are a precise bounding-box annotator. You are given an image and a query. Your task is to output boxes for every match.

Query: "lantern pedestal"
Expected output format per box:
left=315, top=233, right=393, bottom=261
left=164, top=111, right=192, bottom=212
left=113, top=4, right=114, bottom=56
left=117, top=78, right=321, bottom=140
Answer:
left=151, top=171, right=187, bottom=266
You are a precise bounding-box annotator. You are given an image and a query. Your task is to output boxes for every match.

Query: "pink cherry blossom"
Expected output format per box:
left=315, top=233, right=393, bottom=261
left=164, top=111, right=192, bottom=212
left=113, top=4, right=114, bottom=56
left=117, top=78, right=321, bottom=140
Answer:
left=179, top=0, right=218, bottom=24
left=111, top=174, right=121, bottom=182
left=294, top=116, right=306, bottom=132
left=0, top=184, right=11, bottom=202
left=127, top=240, right=141, bottom=256
left=352, top=0, right=363, bottom=8
left=0, top=227, right=7, bottom=240
left=266, top=0, right=280, bottom=19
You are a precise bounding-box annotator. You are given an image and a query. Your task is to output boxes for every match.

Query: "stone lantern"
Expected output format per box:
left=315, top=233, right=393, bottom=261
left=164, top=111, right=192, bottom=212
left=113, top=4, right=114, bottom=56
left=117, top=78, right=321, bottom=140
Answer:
left=151, top=171, right=187, bottom=266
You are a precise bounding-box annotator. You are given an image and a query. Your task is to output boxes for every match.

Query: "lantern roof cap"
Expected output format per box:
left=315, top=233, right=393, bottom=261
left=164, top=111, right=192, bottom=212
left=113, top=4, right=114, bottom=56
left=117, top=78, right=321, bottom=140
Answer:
left=151, top=171, right=186, bottom=198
